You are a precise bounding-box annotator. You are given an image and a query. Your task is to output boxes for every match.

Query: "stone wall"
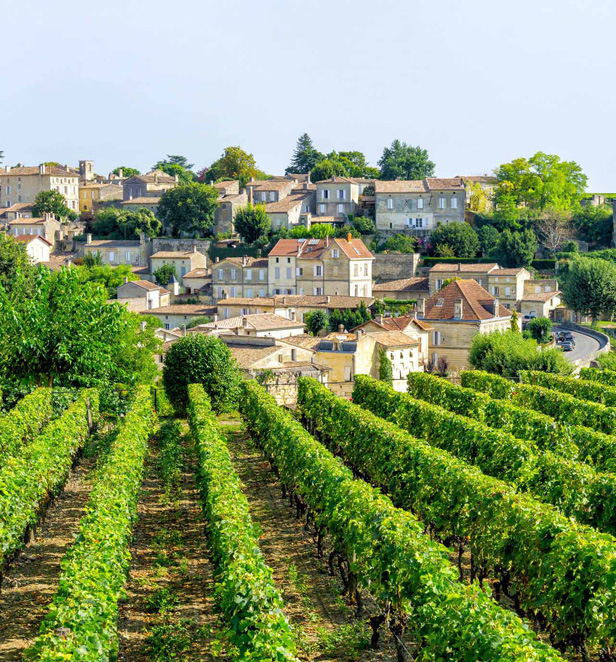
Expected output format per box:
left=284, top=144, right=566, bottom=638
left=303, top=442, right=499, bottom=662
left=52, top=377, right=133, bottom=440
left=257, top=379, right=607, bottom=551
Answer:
left=373, top=253, right=421, bottom=281
left=151, top=238, right=211, bottom=254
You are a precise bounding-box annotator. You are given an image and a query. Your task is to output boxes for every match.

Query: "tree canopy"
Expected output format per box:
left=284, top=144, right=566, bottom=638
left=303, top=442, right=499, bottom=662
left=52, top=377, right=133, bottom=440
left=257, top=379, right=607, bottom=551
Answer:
left=157, top=182, right=219, bottom=237
left=32, top=190, right=78, bottom=222
left=491, top=229, right=537, bottom=268
left=0, top=233, right=37, bottom=296
left=152, top=155, right=195, bottom=184
left=310, top=158, right=349, bottom=183
left=430, top=222, right=479, bottom=258
left=378, top=234, right=417, bottom=254
left=91, top=207, right=161, bottom=240
left=233, top=203, right=271, bottom=244
left=286, top=134, right=324, bottom=174
left=377, top=140, right=435, bottom=181
left=112, top=166, right=140, bottom=178
left=562, top=257, right=616, bottom=321
left=77, top=263, right=139, bottom=297
left=205, top=146, right=267, bottom=186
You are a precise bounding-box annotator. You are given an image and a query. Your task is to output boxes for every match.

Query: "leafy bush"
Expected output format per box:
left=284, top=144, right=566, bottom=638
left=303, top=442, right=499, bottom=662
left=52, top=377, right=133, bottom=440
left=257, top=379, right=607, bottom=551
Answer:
left=0, top=388, right=52, bottom=462
left=28, top=387, right=155, bottom=661
left=527, top=317, right=553, bottom=343
left=246, top=379, right=563, bottom=660
left=377, top=233, right=417, bottom=253
left=522, top=370, right=616, bottom=407
left=163, top=334, right=241, bottom=414
left=430, top=222, right=480, bottom=258
left=378, top=348, right=393, bottom=384
left=350, top=215, right=375, bottom=235
left=188, top=385, right=297, bottom=660
left=580, top=366, right=616, bottom=386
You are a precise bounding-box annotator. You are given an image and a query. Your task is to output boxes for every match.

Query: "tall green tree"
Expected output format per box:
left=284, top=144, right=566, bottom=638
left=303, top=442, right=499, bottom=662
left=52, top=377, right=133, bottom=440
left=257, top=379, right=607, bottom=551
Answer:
left=32, top=190, right=77, bottom=222
left=152, top=155, right=195, bottom=184
left=153, top=263, right=177, bottom=286
left=378, top=348, right=393, bottom=384
left=91, top=208, right=161, bottom=240
left=492, top=229, right=537, bottom=268
left=157, top=182, right=219, bottom=237
left=377, top=140, right=435, bottom=180
left=573, top=204, right=613, bottom=247
left=563, top=258, right=616, bottom=322
left=78, top=263, right=139, bottom=297
left=233, top=203, right=271, bottom=243
left=285, top=133, right=324, bottom=174
left=304, top=310, right=328, bottom=336
left=476, top=225, right=501, bottom=256
left=310, top=158, right=349, bottom=183
left=112, top=166, right=140, bottom=178
left=430, top=222, right=479, bottom=258
left=327, top=150, right=379, bottom=179
left=0, top=234, right=36, bottom=295
left=206, top=146, right=267, bottom=186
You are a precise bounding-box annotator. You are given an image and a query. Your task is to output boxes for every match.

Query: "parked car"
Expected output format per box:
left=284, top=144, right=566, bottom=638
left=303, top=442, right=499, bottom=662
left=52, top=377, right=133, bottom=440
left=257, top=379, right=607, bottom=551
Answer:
left=562, top=340, right=574, bottom=351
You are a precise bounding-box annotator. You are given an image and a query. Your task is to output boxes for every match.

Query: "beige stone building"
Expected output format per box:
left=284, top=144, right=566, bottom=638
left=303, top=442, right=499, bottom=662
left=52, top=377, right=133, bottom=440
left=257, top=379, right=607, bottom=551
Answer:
left=197, top=313, right=306, bottom=339
left=375, top=178, right=466, bottom=237
left=418, top=279, right=512, bottom=372
left=246, top=178, right=296, bottom=204
left=150, top=248, right=207, bottom=285
left=372, top=276, right=430, bottom=302
left=213, top=182, right=247, bottom=236
left=213, top=256, right=269, bottom=300
left=8, top=212, right=62, bottom=247
left=82, top=235, right=149, bottom=267
left=520, top=279, right=561, bottom=318
left=120, top=197, right=161, bottom=215
left=0, top=165, right=79, bottom=212
left=142, top=303, right=217, bottom=330
left=315, top=176, right=360, bottom=220
left=122, top=170, right=178, bottom=201
left=183, top=268, right=210, bottom=295
left=12, top=234, right=52, bottom=263
left=79, top=183, right=123, bottom=214
left=116, top=280, right=170, bottom=312
left=268, top=236, right=374, bottom=297
left=265, top=191, right=315, bottom=231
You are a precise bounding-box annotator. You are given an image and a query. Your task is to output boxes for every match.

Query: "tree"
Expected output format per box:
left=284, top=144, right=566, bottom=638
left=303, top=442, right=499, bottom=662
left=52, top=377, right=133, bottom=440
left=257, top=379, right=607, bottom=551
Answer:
left=304, top=310, right=329, bottom=336
left=430, top=222, right=479, bottom=258
left=310, top=158, right=348, bottom=183
left=32, top=190, right=77, bottom=222
left=286, top=133, right=324, bottom=174
left=476, top=225, right=501, bottom=256
left=153, top=263, right=177, bottom=286
left=510, top=310, right=519, bottom=331
left=92, top=208, right=161, bottom=240
left=162, top=334, right=242, bottom=414
left=466, top=181, right=491, bottom=214
left=206, top=146, right=267, bottom=186
left=0, top=234, right=36, bottom=296
left=534, top=210, right=574, bottom=254
left=234, top=203, right=271, bottom=243
left=563, top=257, right=616, bottom=321
left=157, top=182, right=219, bottom=237
left=0, top=268, right=159, bottom=390
left=83, top=251, right=103, bottom=268
left=527, top=317, right=553, bottom=344
left=327, top=150, right=379, bottom=179
left=187, top=315, right=213, bottom=329
left=379, top=234, right=417, bottom=254
left=572, top=204, right=613, bottom=247
left=378, top=348, right=393, bottom=384
left=492, top=229, right=537, bottom=268
left=0, top=150, right=3, bottom=164
left=78, top=263, right=139, bottom=297
left=112, top=166, right=140, bottom=178
left=377, top=140, right=435, bottom=180
left=153, top=155, right=195, bottom=184
left=351, top=215, right=376, bottom=235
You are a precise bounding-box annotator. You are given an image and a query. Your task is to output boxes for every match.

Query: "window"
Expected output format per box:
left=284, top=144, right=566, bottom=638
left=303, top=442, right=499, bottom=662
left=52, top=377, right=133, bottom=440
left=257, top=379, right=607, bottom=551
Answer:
left=432, top=331, right=441, bottom=346
left=287, top=257, right=291, bottom=263
left=6, top=186, right=10, bottom=194
left=353, top=264, right=359, bottom=277
left=275, top=257, right=279, bottom=263
left=545, top=285, right=552, bottom=292
left=217, top=268, right=223, bottom=280
left=505, top=287, right=511, bottom=297
left=314, top=265, right=323, bottom=277
left=125, top=251, right=131, bottom=261
left=259, top=269, right=265, bottom=280
left=493, top=287, right=500, bottom=296
left=344, top=366, right=352, bottom=381
left=269, top=191, right=275, bottom=201
left=337, top=203, right=344, bottom=213
left=535, top=285, right=541, bottom=293
left=259, top=288, right=265, bottom=296
left=109, top=251, right=115, bottom=262
left=231, top=269, right=237, bottom=280
left=451, top=196, right=458, bottom=209
left=313, top=287, right=323, bottom=295
left=319, top=204, right=326, bottom=214
left=296, top=267, right=303, bottom=276
left=387, top=198, right=393, bottom=210
left=230, top=286, right=236, bottom=297
left=286, top=267, right=292, bottom=279
left=322, top=189, right=330, bottom=200
left=417, top=198, right=424, bottom=209
left=275, top=267, right=280, bottom=279
left=439, top=197, right=445, bottom=209
left=246, top=269, right=252, bottom=280
left=331, top=249, right=340, bottom=258
left=246, top=288, right=252, bottom=297
left=337, top=189, right=346, bottom=200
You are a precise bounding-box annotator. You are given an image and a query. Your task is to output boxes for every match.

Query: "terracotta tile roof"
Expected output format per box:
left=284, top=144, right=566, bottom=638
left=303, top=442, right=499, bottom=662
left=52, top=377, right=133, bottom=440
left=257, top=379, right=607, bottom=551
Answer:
left=125, top=169, right=176, bottom=184
left=286, top=173, right=311, bottom=182
left=184, top=268, right=209, bottom=278
left=218, top=297, right=276, bottom=307
left=217, top=256, right=268, bottom=268
left=291, top=183, right=316, bottom=192
left=85, top=239, right=141, bottom=248
left=142, top=304, right=216, bottom=316
left=309, top=216, right=337, bottom=224
left=379, top=315, right=433, bottom=333
left=151, top=250, right=203, bottom=259
left=522, top=291, right=561, bottom=302
left=375, top=177, right=464, bottom=194
left=11, top=234, right=52, bottom=246
left=212, top=180, right=239, bottom=190
left=458, top=175, right=498, bottom=184
left=228, top=345, right=280, bottom=368
left=373, top=277, right=429, bottom=292
left=204, top=313, right=305, bottom=331
left=247, top=180, right=294, bottom=191
left=8, top=217, right=47, bottom=225
left=265, top=193, right=311, bottom=213
left=0, top=166, right=78, bottom=178
left=217, top=294, right=375, bottom=309
left=279, top=334, right=321, bottom=350
left=429, top=263, right=499, bottom=273
left=370, top=330, right=420, bottom=348
left=492, top=268, right=527, bottom=276
left=118, top=280, right=166, bottom=293
left=0, top=202, right=35, bottom=214
left=268, top=237, right=373, bottom=260
left=425, top=178, right=465, bottom=190
left=315, top=176, right=356, bottom=184
left=422, top=279, right=512, bottom=321
left=121, top=197, right=161, bottom=205
left=131, top=266, right=151, bottom=275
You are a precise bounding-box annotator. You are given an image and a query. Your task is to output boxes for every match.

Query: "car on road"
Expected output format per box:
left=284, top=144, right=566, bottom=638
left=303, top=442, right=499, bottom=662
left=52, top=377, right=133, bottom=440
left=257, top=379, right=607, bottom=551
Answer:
left=562, top=339, right=574, bottom=351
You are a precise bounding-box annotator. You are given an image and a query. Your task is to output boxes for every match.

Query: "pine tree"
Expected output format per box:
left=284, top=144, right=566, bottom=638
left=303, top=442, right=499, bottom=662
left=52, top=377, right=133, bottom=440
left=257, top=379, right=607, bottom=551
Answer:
left=286, top=133, right=324, bottom=174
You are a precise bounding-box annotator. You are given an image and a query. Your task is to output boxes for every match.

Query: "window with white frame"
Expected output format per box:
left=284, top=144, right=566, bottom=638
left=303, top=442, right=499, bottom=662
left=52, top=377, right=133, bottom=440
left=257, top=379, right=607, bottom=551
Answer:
left=337, top=189, right=345, bottom=199
left=125, top=251, right=131, bottom=261
left=337, top=203, right=344, bottom=213
left=296, top=267, right=303, bottom=276
left=331, top=248, right=340, bottom=258
left=314, top=265, right=322, bottom=277
left=439, top=197, right=445, bottom=209
left=353, top=263, right=359, bottom=277
left=218, top=268, right=223, bottom=280
left=259, top=288, right=265, bottom=296
left=286, top=267, right=292, bottom=279
left=417, top=198, right=424, bottom=209
left=230, top=286, right=236, bottom=297
left=246, top=269, right=252, bottom=280
left=231, top=269, right=237, bottom=280
left=451, top=196, right=458, bottom=209
left=319, top=204, right=326, bottom=214
left=109, top=251, right=115, bottom=262
left=313, top=287, right=323, bottom=295
left=246, top=288, right=252, bottom=297
left=259, top=269, right=265, bottom=280
left=322, top=189, right=330, bottom=200
left=387, top=197, right=393, bottom=210
left=269, top=191, right=275, bottom=201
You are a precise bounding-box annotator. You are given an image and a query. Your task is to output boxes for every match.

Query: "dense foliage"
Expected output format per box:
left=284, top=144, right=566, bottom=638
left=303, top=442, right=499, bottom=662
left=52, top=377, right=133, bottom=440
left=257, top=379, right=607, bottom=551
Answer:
left=0, top=233, right=37, bottom=296
left=580, top=366, right=616, bottom=387
left=377, top=140, right=435, bottom=180
left=91, top=207, right=161, bottom=239
left=562, top=257, right=616, bottom=321
left=0, top=388, right=52, bottom=462
left=188, top=385, right=297, bottom=660
left=162, top=334, right=241, bottom=414
left=527, top=317, right=553, bottom=343
left=245, top=379, right=563, bottom=661
left=28, top=387, right=155, bottom=661
left=430, top=222, right=480, bottom=257
left=32, top=190, right=77, bottom=222
left=205, top=146, right=267, bottom=186
left=522, top=370, right=616, bottom=407
left=157, top=182, right=219, bottom=237
left=233, top=203, right=271, bottom=243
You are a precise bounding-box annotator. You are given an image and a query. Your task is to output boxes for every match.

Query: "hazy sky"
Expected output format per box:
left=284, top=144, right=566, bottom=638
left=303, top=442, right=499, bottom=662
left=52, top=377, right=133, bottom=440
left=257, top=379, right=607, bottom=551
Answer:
left=2, top=0, right=615, bottom=190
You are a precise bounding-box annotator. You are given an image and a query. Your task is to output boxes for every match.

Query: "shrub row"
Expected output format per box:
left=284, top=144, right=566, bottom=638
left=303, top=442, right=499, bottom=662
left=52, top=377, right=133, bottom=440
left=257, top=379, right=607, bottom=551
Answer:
left=580, top=367, right=616, bottom=387
left=243, top=379, right=565, bottom=661
left=187, top=384, right=298, bottom=661
left=0, top=388, right=52, bottom=463
left=522, top=370, right=616, bottom=407
left=461, top=370, right=616, bottom=434
left=297, top=375, right=616, bottom=653
left=0, top=389, right=98, bottom=572
left=28, top=386, right=155, bottom=661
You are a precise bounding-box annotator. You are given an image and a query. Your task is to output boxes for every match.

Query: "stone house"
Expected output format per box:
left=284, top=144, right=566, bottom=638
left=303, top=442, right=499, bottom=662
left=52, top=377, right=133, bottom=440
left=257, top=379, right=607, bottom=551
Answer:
left=150, top=248, right=207, bottom=285
left=315, top=176, right=360, bottom=220
left=458, top=175, right=497, bottom=211
left=372, top=276, right=430, bottom=302
left=122, top=170, right=178, bottom=201
left=82, top=234, right=149, bottom=267
left=246, top=178, right=296, bottom=204
left=120, top=197, right=161, bottom=215
left=265, top=191, right=315, bottom=231
left=182, top=268, right=210, bottom=295
left=212, top=256, right=269, bottom=300
left=375, top=178, right=466, bottom=236
left=267, top=236, right=374, bottom=297
left=8, top=212, right=62, bottom=247
left=214, top=190, right=248, bottom=235
left=0, top=164, right=79, bottom=213
left=0, top=202, right=36, bottom=222
left=418, top=279, right=512, bottom=372
left=116, top=280, right=170, bottom=312
left=142, top=303, right=217, bottom=330
left=79, top=183, right=123, bottom=214
left=197, top=313, right=306, bottom=339
left=11, top=234, right=51, bottom=263
left=520, top=279, right=561, bottom=318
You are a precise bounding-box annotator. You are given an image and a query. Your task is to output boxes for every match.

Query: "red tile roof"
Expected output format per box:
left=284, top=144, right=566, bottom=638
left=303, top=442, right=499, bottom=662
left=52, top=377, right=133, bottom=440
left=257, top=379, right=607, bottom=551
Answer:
left=268, top=237, right=373, bottom=260
left=422, top=279, right=512, bottom=321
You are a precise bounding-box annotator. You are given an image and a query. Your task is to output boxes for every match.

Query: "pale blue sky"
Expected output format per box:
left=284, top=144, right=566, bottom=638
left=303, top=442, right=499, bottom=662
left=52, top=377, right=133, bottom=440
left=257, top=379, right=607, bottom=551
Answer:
left=2, top=0, right=614, bottom=190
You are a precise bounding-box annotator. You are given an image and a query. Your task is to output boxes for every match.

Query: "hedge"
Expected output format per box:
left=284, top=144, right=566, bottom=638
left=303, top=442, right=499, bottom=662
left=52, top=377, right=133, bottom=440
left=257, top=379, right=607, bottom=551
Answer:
left=28, top=386, right=155, bottom=661
left=298, top=375, right=616, bottom=654
left=580, top=367, right=616, bottom=387
left=522, top=370, right=616, bottom=407
left=188, top=384, right=297, bottom=661
left=244, top=379, right=563, bottom=661
left=0, top=388, right=52, bottom=463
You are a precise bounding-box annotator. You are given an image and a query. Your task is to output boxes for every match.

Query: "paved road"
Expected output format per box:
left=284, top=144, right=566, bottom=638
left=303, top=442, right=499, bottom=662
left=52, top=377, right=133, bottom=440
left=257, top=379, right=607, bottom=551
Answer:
left=553, top=325, right=602, bottom=363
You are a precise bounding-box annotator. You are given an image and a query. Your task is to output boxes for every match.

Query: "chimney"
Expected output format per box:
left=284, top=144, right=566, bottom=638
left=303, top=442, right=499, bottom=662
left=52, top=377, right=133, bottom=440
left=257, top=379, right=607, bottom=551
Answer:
left=181, top=324, right=187, bottom=337
left=454, top=298, right=463, bottom=319
left=376, top=314, right=384, bottom=324
left=331, top=175, right=335, bottom=182
left=139, top=232, right=146, bottom=245
left=493, top=298, right=500, bottom=318
left=154, top=173, right=159, bottom=184
left=5, top=166, right=10, bottom=173
left=282, top=296, right=286, bottom=305
left=117, top=168, right=123, bottom=178
left=347, top=232, right=352, bottom=243
left=242, top=316, right=249, bottom=327
left=193, top=244, right=197, bottom=253
left=86, top=233, right=92, bottom=244
left=338, top=324, right=344, bottom=333
left=303, top=181, right=308, bottom=191
left=326, top=295, right=330, bottom=304
left=249, top=176, right=255, bottom=182
left=357, top=329, right=364, bottom=338
left=169, top=274, right=180, bottom=296
left=65, top=164, right=70, bottom=173
left=43, top=212, right=52, bottom=222
left=39, top=164, right=45, bottom=175
left=242, top=254, right=248, bottom=267
left=417, top=298, right=426, bottom=317
left=222, top=290, right=229, bottom=300
left=123, top=277, right=128, bottom=284
left=215, top=256, right=220, bottom=263
left=213, top=313, right=219, bottom=322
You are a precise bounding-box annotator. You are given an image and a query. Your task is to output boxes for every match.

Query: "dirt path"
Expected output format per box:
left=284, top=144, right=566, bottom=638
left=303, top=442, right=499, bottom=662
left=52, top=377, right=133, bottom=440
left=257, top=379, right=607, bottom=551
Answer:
left=0, top=448, right=101, bottom=660
left=222, top=417, right=396, bottom=662
left=117, top=422, right=224, bottom=662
